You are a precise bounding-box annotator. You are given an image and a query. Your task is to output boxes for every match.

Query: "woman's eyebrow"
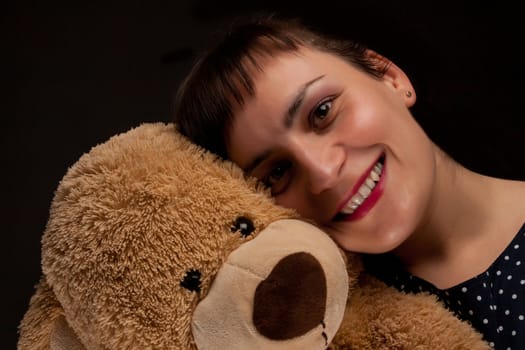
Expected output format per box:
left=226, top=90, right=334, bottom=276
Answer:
left=284, top=75, right=325, bottom=128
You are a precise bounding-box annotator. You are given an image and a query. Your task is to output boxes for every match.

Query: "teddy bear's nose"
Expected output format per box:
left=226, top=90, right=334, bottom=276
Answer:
left=253, top=251, right=327, bottom=340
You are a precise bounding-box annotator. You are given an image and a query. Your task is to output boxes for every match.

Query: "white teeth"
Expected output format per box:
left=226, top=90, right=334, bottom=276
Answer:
left=352, top=194, right=364, bottom=206
left=358, top=185, right=371, bottom=198
left=340, top=160, right=383, bottom=215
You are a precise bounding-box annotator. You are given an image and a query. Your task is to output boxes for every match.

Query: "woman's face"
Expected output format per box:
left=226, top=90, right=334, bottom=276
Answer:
left=227, top=48, right=437, bottom=253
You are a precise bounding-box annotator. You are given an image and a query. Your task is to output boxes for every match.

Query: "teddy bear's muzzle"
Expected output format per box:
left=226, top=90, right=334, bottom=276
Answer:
left=191, top=219, right=349, bottom=350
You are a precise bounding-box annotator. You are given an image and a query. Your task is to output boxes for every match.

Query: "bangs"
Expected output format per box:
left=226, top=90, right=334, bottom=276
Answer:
left=174, top=23, right=306, bottom=158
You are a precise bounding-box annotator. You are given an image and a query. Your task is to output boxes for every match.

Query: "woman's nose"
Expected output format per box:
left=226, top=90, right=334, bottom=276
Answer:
left=298, top=143, right=343, bottom=195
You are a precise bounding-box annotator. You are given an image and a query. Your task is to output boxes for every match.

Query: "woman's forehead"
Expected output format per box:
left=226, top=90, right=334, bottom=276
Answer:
left=246, top=48, right=347, bottom=93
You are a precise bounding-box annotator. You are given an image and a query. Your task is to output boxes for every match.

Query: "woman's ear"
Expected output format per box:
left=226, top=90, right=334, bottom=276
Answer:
left=366, top=49, right=416, bottom=107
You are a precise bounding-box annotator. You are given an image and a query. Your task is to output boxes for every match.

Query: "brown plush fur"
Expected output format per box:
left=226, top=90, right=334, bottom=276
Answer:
left=18, top=123, right=490, bottom=349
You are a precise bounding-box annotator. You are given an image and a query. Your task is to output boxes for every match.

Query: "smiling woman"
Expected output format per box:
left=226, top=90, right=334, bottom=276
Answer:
left=173, top=15, right=525, bottom=349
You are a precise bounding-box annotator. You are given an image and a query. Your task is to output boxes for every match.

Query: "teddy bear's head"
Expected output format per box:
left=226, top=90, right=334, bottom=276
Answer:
left=34, top=123, right=350, bottom=349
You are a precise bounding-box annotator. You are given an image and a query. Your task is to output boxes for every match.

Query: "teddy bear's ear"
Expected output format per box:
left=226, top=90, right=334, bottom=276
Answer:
left=18, top=277, right=86, bottom=350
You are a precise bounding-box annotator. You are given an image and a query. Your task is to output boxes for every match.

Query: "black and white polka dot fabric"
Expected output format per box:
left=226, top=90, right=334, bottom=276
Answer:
left=364, top=223, right=525, bottom=350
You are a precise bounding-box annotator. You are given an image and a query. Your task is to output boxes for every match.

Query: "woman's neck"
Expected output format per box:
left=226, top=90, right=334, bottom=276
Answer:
left=393, top=149, right=525, bottom=289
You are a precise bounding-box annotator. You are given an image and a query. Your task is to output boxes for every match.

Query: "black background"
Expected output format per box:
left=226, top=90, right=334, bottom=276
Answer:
left=4, top=1, right=524, bottom=348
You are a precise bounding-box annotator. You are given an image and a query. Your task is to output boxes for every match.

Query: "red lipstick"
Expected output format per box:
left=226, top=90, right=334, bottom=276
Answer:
left=335, top=154, right=386, bottom=222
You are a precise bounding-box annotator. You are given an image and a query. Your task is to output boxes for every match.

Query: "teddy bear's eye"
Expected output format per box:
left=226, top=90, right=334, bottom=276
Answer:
left=180, top=269, right=202, bottom=292
left=231, top=216, right=255, bottom=237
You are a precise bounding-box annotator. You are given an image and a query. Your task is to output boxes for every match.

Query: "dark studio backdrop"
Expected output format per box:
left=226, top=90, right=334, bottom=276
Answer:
left=4, top=0, right=524, bottom=347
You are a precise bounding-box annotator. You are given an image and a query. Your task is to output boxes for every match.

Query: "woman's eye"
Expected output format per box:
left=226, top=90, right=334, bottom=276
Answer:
left=262, top=160, right=292, bottom=195
left=310, top=99, right=333, bottom=129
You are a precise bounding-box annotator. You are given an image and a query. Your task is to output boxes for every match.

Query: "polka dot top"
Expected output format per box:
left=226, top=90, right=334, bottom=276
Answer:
left=363, top=223, right=525, bottom=350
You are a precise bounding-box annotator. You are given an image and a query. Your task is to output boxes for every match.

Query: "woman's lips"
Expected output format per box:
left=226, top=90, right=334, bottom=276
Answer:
left=334, top=154, right=386, bottom=222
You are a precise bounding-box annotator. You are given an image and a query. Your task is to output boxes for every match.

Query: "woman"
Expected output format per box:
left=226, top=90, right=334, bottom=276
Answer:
left=173, top=15, right=525, bottom=349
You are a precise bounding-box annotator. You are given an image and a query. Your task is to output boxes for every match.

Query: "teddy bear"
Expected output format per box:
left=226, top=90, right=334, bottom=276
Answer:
left=17, top=122, right=490, bottom=349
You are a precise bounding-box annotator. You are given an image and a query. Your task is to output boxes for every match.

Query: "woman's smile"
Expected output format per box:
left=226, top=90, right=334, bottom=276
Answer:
left=334, top=153, right=385, bottom=222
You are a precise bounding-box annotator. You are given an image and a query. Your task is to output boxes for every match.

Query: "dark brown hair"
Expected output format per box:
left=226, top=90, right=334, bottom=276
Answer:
left=173, top=15, right=389, bottom=159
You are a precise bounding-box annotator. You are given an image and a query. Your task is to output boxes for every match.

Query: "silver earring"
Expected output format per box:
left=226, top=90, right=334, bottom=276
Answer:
left=405, top=91, right=412, bottom=98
